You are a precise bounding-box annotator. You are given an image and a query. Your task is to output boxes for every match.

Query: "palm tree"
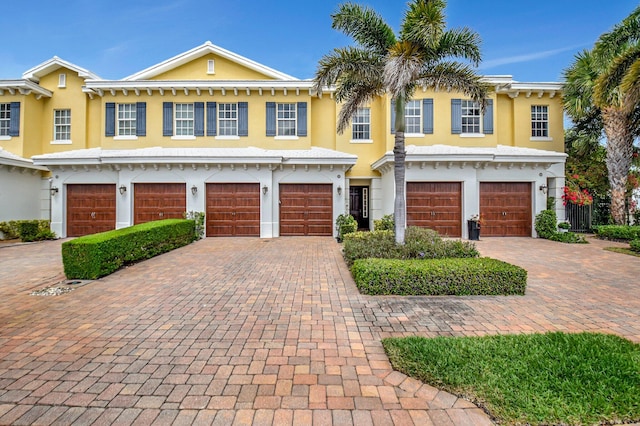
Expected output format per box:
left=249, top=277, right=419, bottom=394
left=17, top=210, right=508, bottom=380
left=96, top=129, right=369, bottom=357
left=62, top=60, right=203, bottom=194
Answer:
left=314, top=0, right=488, bottom=243
left=564, top=6, right=640, bottom=224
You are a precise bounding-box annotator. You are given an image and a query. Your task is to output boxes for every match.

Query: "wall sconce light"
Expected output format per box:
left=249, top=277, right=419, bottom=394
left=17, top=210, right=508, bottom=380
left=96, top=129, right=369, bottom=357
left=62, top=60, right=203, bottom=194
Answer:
left=337, top=185, right=342, bottom=195
left=119, top=185, right=127, bottom=195
left=539, top=184, right=548, bottom=194
left=191, top=185, right=198, bottom=195
left=50, top=186, right=59, bottom=196
left=262, top=185, right=268, bottom=195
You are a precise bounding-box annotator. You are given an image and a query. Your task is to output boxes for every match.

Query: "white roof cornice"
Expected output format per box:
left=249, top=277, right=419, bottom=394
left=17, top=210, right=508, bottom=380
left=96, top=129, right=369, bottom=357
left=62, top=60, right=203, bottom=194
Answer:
left=124, top=41, right=298, bottom=81
left=22, top=56, right=101, bottom=82
left=0, top=148, right=48, bottom=171
left=0, top=80, right=53, bottom=98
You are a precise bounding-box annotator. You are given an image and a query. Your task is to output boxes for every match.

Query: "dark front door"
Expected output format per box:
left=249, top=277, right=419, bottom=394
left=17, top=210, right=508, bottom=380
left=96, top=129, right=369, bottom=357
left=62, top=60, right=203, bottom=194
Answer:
left=349, top=186, right=369, bottom=230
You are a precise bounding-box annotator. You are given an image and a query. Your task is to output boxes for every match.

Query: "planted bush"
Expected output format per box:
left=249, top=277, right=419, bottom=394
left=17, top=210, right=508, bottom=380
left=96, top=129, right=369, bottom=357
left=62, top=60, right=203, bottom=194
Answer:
left=62, top=219, right=196, bottom=280
left=535, top=209, right=557, bottom=239
left=352, top=257, right=527, bottom=296
left=630, top=239, right=640, bottom=253
left=374, top=214, right=394, bottom=231
left=342, top=227, right=478, bottom=266
left=335, top=214, right=358, bottom=242
left=593, top=225, right=640, bottom=241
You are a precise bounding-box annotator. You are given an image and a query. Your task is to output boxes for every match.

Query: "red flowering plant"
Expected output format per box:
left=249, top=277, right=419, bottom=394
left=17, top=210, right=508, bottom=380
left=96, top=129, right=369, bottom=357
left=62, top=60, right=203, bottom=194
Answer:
left=562, top=174, right=593, bottom=206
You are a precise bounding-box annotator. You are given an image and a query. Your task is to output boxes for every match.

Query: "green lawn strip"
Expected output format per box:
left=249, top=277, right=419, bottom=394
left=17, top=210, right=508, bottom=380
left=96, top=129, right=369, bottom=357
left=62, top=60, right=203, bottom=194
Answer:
left=382, top=332, right=640, bottom=425
left=604, top=246, right=640, bottom=258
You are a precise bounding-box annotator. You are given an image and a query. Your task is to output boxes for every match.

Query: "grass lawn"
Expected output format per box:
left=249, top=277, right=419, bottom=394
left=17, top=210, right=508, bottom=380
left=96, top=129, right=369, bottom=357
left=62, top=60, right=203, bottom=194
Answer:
left=604, top=246, right=640, bottom=257
left=382, top=332, right=640, bottom=425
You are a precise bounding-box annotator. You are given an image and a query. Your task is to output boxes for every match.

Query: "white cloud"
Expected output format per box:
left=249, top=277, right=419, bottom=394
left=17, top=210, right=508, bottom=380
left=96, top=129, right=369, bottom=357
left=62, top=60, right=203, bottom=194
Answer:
left=480, top=44, right=586, bottom=70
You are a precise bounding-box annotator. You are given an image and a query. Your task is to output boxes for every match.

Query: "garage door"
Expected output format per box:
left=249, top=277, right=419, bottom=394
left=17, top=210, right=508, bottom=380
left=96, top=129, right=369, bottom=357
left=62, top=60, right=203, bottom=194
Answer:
left=480, top=182, right=532, bottom=236
left=407, top=182, right=462, bottom=237
left=206, top=183, right=260, bottom=236
left=67, top=184, right=116, bottom=237
left=134, top=183, right=186, bottom=225
left=280, top=184, right=332, bottom=236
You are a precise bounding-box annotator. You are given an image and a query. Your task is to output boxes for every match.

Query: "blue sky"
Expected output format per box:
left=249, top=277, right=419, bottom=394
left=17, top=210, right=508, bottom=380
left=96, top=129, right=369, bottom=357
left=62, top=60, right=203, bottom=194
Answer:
left=1, top=0, right=638, bottom=83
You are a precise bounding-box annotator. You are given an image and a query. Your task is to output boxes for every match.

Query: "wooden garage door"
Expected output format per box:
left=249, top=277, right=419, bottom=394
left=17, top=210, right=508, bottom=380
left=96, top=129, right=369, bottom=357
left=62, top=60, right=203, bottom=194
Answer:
left=206, top=183, right=260, bottom=236
left=280, top=184, right=332, bottom=236
left=67, top=184, right=116, bottom=237
left=407, top=182, right=462, bottom=237
left=134, top=183, right=186, bottom=225
left=480, top=182, right=532, bottom=237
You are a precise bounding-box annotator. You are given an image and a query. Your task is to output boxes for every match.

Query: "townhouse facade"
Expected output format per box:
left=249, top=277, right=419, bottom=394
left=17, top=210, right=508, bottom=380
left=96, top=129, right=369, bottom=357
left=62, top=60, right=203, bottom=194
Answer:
left=0, top=41, right=566, bottom=239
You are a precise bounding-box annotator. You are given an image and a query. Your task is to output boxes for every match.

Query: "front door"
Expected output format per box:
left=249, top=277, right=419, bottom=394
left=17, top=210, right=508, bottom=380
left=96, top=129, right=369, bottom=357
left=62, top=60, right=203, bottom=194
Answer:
left=349, top=186, right=369, bottom=230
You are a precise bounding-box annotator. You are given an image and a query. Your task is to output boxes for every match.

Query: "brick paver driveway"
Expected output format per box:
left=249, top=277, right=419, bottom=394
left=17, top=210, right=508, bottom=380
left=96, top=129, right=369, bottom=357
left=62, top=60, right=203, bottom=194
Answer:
left=0, top=235, right=638, bottom=425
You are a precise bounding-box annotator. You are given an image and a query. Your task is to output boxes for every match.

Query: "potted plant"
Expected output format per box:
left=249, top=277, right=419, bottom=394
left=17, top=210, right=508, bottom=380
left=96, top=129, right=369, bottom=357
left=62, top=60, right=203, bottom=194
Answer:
left=557, top=221, right=571, bottom=233
left=467, top=214, right=482, bottom=240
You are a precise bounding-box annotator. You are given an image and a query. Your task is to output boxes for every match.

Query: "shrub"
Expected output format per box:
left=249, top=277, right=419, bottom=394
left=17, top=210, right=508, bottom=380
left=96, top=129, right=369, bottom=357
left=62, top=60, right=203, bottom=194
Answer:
left=351, top=257, right=527, bottom=296
left=593, top=225, right=640, bottom=241
left=342, top=227, right=478, bottom=266
left=549, top=232, right=588, bottom=244
left=335, top=214, right=357, bottom=242
left=184, top=211, right=205, bottom=239
left=62, top=219, right=196, bottom=280
left=17, top=221, right=39, bottom=242
left=630, top=239, right=640, bottom=253
left=374, top=214, right=394, bottom=231
left=557, top=221, right=571, bottom=230
left=535, top=209, right=557, bottom=239
left=0, top=220, right=56, bottom=241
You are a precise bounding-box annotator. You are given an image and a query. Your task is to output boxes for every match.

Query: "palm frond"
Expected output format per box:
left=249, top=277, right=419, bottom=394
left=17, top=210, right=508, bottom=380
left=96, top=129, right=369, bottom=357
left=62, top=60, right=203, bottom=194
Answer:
left=435, top=28, right=482, bottom=65
left=594, top=42, right=640, bottom=110
left=563, top=49, right=599, bottom=121
left=594, top=5, right=640, bottom=62
left=400, top=0, right=446, bottom=49
left=334, top=83, right=381, bottom=134
left=331, top=3, right=396, bottom=55
left=313, top=47, right=384, bottom=95
left=416, top=61, right=489, bottom=104
left=384, top=41, right=424, bottom=97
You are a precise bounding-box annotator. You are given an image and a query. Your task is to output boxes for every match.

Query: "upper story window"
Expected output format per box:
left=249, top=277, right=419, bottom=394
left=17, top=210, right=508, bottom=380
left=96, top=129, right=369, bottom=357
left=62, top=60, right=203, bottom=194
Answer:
left=390, top=98, right=433, bottom=136
left=0, top=104, right=10, bottom=136
left=266, top=102, right=307, bottom=138
left=175, top=103, right=194, bottom=136
left=58, top=73, right=66, bottom=88
left=118, top=104, right=137, bottom=136
left=451, top=99, right=493, bottom=136
left=54, top=109, right=71, bottom=142
left=0, top=102, right=19, bottom=138
left=531, top=105, right=550, bottom=139
left=218, top=103, right=238, bottom=136
left=352, top=108, right=371, bottom=141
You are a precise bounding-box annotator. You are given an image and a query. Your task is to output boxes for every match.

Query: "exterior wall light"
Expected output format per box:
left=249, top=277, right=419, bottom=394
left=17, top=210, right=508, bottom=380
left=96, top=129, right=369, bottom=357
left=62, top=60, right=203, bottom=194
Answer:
left=539, top=184, right=548, bottom=194
left=50, top=186, right=59, bottom=196
left=337, top=185, right=342, bottom=195
left=262, top=185, right=268, bottom=195
left=119, top=185, right=127, bottom=195
left=191, top=185, right=198, bottom=195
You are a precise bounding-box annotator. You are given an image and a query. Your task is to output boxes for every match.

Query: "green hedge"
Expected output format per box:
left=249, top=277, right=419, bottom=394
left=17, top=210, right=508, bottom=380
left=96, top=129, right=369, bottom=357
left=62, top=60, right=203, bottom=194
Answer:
left=351, top=257, right=527, bottom=296
left=630, top=239, right=640, bottom=253
left=0, top=220, right=56, bottom=241
left=593, top=225, right=640, bottom=241
left=62, top=219, right=196, bottom=280
left=342, top=227, right=478, bottom=266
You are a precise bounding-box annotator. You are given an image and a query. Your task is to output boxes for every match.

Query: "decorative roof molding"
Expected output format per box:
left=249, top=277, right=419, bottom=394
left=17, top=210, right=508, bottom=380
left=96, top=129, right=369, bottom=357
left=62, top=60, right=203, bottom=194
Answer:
left=0, top=147, right=48, bottom=170
left=371, top=144, right=566, bottom=171
left=22, top=56, right=101, bottom=82
left=0, top=80, right=53, bottom=98
left=123, top=41, right=298, bottom=82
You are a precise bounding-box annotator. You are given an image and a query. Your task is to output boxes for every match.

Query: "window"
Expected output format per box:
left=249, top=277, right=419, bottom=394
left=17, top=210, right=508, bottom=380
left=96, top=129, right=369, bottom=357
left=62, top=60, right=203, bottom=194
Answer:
left=352, top=108, right=371, bottom=141
left=531, top=105, right=549, bottom=138
left=218, top=103, right=238, bottom=136
left=207, top=60, right=215, bottom=74
left=461, top=100, right=481, bottom=134
left=175, top=103, right=194, bottom=136
left=0, top=104, right=9, bottom=136
left=54, top=109, right=71, bottom=141
left=117, top=104, right=136, bottom=136
left=58, top=73, right=66, bottom=88
left=277, top=103, right=296, bottom=136
left=405, top=100, right=421, bottom=134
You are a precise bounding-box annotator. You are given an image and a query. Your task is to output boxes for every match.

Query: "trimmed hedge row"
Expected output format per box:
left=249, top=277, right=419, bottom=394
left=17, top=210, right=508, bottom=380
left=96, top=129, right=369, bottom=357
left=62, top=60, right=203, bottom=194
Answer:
left=630, top=239, right=640, bottom=253
left=351, top=257, right=527, bottom=296
left=0, top=220, right=56, bottom=241
left=62, top=219, right=196, bottom=280
left=593, top=225, right=640, bottom=241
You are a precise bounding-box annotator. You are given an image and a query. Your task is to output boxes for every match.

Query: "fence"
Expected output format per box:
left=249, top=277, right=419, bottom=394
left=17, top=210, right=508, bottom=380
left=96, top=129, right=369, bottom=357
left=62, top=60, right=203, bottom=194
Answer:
left=565, top=203, right=592, bottom=232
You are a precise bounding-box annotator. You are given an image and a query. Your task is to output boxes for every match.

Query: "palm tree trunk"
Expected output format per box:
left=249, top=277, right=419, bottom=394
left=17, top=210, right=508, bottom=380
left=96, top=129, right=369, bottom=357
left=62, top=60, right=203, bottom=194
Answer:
left=602, top=107, right=634, bottom=225
left=393, top=95, right=407, bottom=244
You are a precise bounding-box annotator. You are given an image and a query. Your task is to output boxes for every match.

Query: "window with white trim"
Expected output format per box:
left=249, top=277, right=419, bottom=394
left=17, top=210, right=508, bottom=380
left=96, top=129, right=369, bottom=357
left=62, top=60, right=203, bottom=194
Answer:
left=175, top=103, right=194, bottom=136
left=117, top=103, right=136, bottom=136
left=54, top=109, right=71, bottom=141
left=405, top=100, right=421, bottom=134
left=352, top=108, right=370, bottom=140
left=531, top=105, right=549, bottom=138
left=0, top=104, right=9, bottom=136
left=277, top=103, right=296, bottom=136
left=461, top=100, right=481, bottom=133
left=218, top=103, right=238, bottom=136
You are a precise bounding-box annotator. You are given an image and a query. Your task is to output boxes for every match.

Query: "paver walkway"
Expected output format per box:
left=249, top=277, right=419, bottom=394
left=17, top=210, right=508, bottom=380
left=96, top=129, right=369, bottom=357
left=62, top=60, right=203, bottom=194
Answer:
left=0, top=235, right=638, bottom=425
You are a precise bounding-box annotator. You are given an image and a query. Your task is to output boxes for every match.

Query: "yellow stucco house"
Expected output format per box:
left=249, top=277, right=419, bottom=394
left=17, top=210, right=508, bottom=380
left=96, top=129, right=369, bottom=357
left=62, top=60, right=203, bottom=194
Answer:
left=0, top=41, right=565, bottom=239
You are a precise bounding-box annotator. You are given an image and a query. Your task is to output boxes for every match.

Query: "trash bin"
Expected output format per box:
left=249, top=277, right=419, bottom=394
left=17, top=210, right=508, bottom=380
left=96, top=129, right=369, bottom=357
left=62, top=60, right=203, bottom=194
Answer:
left=467, top=220, right=480, bottom=240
